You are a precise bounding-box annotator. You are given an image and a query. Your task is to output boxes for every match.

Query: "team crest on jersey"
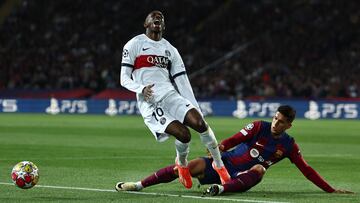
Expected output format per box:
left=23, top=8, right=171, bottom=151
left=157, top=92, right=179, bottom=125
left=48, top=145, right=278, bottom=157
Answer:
left=160, top=117, right=166, bottom=125
left=123, top=49, right=129, bottom=58
left=165, top=50, right=171, bottom=57
left=250, top=148, right=259, bottom=158
left=245, top=123, right=254, bottom=130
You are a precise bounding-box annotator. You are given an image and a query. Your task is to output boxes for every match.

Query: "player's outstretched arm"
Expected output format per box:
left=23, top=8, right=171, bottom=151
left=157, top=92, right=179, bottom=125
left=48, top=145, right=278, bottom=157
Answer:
left=290, top=143, right=353, bottom=193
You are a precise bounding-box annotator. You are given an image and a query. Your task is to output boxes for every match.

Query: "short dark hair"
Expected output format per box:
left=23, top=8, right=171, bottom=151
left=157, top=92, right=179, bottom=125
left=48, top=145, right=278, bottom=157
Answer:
left=277, top=105, right=296, bottom=123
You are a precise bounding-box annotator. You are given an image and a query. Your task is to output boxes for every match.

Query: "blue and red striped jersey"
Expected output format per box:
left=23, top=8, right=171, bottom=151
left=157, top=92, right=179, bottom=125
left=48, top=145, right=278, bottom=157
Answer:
left=222, top=120, right=294, bottom=171
left=220, top=120, right=335, bottom=193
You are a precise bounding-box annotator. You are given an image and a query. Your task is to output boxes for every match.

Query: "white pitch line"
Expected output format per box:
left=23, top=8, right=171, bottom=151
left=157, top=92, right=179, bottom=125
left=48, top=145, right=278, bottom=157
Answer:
left=0, top=182, right=290, bottom=203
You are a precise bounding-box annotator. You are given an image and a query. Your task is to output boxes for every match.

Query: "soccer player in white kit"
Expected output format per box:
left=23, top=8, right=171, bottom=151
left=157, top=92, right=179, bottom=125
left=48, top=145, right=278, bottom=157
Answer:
left=117, top=10, right=230, bottom=189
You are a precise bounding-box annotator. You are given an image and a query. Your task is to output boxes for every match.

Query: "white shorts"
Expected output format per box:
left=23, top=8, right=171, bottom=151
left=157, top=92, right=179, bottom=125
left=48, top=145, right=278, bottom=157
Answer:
left=138, top=92, right=195, bottom=142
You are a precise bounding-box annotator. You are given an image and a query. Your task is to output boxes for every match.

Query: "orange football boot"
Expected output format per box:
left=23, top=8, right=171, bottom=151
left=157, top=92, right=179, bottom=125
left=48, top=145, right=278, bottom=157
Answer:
left=212, top=162, right=231, bottom=184
left=175, top=160, right=192, bottom=189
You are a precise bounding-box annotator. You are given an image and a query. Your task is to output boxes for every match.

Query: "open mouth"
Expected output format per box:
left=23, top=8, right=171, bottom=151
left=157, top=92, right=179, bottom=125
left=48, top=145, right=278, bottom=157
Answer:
left=153, top=20, right=161, bottom=26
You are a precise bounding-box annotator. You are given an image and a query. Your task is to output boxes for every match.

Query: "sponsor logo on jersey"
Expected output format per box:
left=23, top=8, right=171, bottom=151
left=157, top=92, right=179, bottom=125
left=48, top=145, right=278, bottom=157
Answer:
left=134, top=55, right=170, bottom=69
left=142, top=47, right=150, bottom=51
left=245, top=123, right=254, bottom=130
left=147, top=56, right=169, bottom=66
left=258, top=156, right=264, bottom=162
left=146, top=55, right=169, bottom=68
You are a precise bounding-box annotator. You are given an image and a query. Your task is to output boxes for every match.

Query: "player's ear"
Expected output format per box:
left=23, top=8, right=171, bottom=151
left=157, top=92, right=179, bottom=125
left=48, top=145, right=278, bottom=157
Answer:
left=144, top=15, right=150, bottom=28
left=286, top=123, right=292, bottom=130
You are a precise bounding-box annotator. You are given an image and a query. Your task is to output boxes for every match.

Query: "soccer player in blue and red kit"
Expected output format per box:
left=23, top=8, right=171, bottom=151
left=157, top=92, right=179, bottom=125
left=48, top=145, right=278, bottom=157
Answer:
left=116, top=105, right=353, bottom=195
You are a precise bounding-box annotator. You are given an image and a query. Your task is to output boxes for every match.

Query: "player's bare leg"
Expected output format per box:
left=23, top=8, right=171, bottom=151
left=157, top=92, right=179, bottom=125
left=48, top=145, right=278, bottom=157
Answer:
left=165, top=121, right=192, bottom=188
left=184, top=109, right=231, bottom=184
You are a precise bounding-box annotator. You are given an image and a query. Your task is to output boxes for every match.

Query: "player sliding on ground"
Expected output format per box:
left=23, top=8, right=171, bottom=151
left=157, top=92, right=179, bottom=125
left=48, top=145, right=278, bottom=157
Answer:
left=119, top=10, right=230, bottom=189
left=115, top=105, right=353, bottom=195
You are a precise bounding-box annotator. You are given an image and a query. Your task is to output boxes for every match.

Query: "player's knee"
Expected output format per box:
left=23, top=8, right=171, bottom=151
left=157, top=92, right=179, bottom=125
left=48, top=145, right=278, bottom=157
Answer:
left=193, top=118, right=207, bottom=133
left=184, top=109, right=207, bottom=133
left=178, top=127, right=191, bottom=143
left=251, top=164, right=266, bottom=177
left=180, top=135, right=191, bottom=144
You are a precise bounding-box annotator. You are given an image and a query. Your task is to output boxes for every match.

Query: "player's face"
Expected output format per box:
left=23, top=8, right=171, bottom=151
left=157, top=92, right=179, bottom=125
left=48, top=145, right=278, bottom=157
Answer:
left=144, top=11, right=165, bottom=33
left=271, top=112, right=292, bottom=137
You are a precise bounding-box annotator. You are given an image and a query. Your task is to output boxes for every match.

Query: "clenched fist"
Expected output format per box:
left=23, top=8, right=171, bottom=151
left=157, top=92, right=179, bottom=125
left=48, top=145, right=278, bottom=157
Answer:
left=142, top=84, right=154, bottom=102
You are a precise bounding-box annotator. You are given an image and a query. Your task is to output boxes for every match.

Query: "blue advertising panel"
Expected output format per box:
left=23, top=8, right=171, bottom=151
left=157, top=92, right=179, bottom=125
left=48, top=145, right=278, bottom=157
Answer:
left=0, top=98, right=359, bottom=119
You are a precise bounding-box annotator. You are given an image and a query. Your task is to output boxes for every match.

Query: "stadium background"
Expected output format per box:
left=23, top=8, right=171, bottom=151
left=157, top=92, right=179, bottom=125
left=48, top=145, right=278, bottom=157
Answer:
left=0, top=0, right=359, bottom=118
left=1, top=0, right=360, bottom=99
left=0, top=1, right=359, bottom=203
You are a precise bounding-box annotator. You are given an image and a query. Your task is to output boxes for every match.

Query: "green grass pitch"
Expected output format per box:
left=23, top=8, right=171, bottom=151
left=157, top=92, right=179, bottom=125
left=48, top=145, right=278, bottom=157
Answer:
left=0, top=113, right=359, bottom=202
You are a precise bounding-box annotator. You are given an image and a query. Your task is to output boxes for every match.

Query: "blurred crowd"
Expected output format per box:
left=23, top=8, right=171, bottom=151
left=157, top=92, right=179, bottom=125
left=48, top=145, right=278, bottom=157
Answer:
left=191, top=0, right=360, bottom=99
left=0, top=0, right=359, bottom=99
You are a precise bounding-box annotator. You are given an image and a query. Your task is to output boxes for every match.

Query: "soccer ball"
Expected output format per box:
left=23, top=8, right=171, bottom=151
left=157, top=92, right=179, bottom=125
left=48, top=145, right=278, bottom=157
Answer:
left=11, top=161, right=39, bottom=189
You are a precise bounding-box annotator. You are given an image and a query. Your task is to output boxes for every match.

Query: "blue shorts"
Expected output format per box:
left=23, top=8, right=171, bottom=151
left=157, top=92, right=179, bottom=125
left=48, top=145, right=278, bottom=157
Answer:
left=198, top=157, right=239, bottom=185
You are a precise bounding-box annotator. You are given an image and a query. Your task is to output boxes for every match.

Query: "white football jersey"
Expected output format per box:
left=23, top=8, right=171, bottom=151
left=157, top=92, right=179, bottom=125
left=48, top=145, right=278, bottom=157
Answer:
left=121, top=34, right=186, bottom=103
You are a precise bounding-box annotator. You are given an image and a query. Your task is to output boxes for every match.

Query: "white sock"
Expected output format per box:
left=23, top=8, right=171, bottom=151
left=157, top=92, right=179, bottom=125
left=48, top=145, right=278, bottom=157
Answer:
left=175, top=139, right=189, bottom=166
left=135, top=181, right=144, bottom=190
left=199, top=126, right=224, bottom=168
left=218, top=184, right=224, bottom=194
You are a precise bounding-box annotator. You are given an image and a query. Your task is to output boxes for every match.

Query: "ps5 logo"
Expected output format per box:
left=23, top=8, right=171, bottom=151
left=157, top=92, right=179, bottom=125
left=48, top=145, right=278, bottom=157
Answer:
left=105, top=100, right=140, bottom=116
left=198, top=102, right=213, bottom=116
left=305, top=101, right=357, bottom=119
left=45, top=98, right=87, bottom=114
left=233, top=100, right=280, bottom=118
left=0, top=99, right=17, bottom=112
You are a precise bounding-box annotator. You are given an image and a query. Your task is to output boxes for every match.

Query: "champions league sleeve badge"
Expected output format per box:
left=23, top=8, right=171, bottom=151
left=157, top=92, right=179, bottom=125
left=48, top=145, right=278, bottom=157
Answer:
left=245, top=123, right=254, bottom=130
left=123, top=49, right=129, bottom=58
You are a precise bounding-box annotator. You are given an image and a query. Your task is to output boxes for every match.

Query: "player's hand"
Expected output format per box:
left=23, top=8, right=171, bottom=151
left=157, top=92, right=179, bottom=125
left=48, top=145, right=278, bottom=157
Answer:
left=142, top=84, right=154, bottom=102
left=333, top=189, right=354, bottom=194
left=218, top=144, right=225, bottom=152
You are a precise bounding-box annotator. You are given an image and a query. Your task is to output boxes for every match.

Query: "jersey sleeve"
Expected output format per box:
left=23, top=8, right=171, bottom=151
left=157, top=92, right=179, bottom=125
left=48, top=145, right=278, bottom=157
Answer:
left=120, top=39, right=145, bottom=94
left=221, top=121, right=262, bottom=151
left=289, top=142, right=335, bottom=193
left=171, top=47, right=200, bottom=111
